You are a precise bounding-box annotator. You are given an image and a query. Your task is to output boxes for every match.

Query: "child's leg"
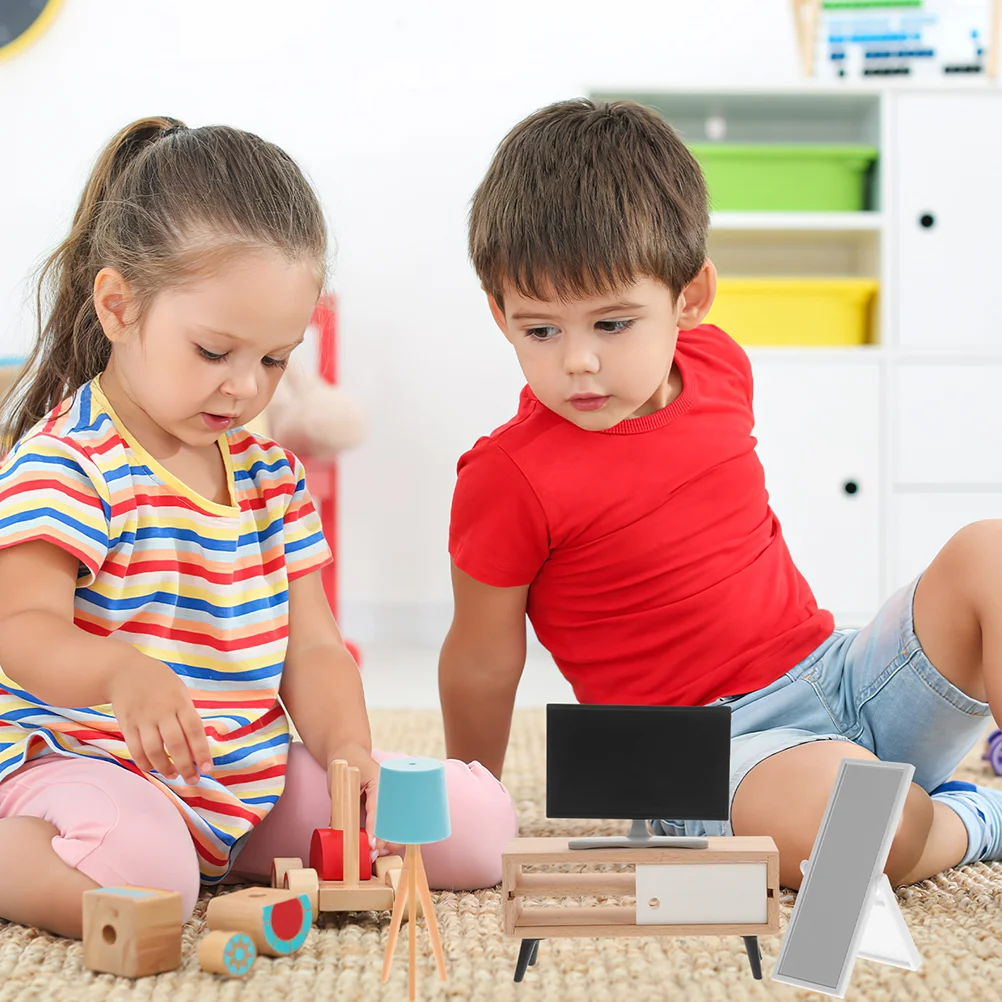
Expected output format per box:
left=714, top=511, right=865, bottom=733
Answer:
left=730, top=535, right=998, bottom=889
left=0, top=755, right=201, bottom=937
left=233, top=743, right=518, bottom=890
left=732, top=739, right=939, bottom=889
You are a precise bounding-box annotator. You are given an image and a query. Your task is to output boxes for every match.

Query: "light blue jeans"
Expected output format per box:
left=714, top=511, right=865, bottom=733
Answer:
left=654, top=576, right=992, bottom=838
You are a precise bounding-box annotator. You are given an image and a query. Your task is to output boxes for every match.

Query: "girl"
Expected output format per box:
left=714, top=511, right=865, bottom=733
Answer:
left=0, top=116, right=516, bottom=939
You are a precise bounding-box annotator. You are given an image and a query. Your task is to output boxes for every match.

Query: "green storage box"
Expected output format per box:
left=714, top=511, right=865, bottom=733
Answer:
left=688, top=144, right=879, bottom=212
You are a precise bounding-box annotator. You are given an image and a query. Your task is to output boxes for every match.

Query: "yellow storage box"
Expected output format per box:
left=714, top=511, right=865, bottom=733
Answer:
left=705, top=278, right=879, bottom=347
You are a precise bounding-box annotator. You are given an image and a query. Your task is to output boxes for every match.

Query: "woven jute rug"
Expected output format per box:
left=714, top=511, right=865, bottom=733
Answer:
left=1, top=709, right=1001, bottom=1001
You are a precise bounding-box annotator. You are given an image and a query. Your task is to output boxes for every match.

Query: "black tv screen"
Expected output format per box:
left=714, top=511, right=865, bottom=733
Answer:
left=545, top=704, right=732, bottom=821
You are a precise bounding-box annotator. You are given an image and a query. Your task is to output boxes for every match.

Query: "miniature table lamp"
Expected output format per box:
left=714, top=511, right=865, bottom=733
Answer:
left=377, top=757, right=450, bottom=1001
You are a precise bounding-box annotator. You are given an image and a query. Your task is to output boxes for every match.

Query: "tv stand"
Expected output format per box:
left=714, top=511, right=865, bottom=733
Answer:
left=568, top=818, right=708, bottom=850
left=502, top=836, right=780, bottom=983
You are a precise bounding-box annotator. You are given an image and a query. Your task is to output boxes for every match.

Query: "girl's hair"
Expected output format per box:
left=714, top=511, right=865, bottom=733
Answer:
left=2, top=116, right=328, bottom=448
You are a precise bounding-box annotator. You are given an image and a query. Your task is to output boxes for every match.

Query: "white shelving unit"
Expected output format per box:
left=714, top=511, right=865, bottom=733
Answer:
left=595, top=85, right=1002, bottom=628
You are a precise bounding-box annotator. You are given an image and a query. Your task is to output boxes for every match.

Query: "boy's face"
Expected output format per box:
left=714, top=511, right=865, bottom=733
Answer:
left=490, top=269, right=716, bottom=431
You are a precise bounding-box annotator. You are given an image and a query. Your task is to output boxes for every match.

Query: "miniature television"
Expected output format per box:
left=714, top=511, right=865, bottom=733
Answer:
left=545, top=703, right=732, bottom=850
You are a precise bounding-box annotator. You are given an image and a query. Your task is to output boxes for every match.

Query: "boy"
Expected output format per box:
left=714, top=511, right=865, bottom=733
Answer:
left=439, top=98, right=1002, bottom=890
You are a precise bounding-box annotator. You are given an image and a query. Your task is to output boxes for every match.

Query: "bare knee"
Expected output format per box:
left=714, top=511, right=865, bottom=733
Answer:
left=884, top=784, right=934, bottom=886
left=733, top=741, right=878, bottom=889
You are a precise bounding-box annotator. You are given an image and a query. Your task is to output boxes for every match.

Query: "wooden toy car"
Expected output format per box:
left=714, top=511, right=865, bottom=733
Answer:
left=270, top=758, right=421, bottom=921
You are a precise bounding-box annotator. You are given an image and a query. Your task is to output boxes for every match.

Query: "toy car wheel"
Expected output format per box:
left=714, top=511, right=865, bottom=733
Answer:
left=271, top=857, right=303, bottom=889
left=284, top=867, right=320, bottom=920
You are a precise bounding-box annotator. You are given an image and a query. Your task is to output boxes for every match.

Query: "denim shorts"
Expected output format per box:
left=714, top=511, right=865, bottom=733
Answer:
left=653, top=576, right=992, bottom=838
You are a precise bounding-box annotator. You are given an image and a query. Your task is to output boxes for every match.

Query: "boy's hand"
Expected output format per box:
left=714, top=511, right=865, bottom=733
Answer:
left=109, top=654, right=212, bottom=787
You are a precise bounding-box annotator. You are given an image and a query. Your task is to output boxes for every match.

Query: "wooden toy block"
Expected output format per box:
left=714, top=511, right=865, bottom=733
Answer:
left=374, top=854, right=403, bottom=881
left=82, top=887, right=183, bottom=978
left=283, top=867, right=320, bottom=916
left=311, top=826, right=372, bottom=880
left=318, top=883, right=395, bottom=911
left=198, top=930, right=257, bottom=977
left=206, top=887, right=312, bottom=957
left=271, top=856, right=302, bottom=889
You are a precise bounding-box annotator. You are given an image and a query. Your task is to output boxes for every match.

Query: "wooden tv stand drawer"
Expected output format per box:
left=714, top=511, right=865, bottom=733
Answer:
left=501, top=836, right=780, bottom=939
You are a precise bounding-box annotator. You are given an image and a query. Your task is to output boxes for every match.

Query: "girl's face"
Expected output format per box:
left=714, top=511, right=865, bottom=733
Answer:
left=97, top=248, right=320, bottom=449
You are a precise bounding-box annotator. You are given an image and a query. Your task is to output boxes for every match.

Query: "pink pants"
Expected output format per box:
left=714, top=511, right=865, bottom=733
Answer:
left=0, top=745, right=518, bottom=920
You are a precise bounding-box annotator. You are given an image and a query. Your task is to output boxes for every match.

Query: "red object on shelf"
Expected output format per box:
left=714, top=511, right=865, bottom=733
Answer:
left=307, top=294, right=362, bottom=668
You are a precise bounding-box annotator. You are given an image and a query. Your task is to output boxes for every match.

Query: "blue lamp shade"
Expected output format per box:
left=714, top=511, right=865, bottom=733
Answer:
left=374, top=757, right=451, bottom=846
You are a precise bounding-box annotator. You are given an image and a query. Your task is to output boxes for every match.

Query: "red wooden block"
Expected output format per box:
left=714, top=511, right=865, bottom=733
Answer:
left=310, top=828, right=372, bottom=881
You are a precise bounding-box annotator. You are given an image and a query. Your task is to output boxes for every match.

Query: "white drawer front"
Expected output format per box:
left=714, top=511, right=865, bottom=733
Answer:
left=635, top=863, right=767, bottom=925
left=889, top=492, right=1002, bottom=588
left=894, top=365, right=1002, bottom=486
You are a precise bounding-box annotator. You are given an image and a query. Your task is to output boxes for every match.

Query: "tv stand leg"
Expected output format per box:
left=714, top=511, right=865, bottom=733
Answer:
left=514, top=938, right=540, bottom=982
left=743, top=936, right=763, bottom=980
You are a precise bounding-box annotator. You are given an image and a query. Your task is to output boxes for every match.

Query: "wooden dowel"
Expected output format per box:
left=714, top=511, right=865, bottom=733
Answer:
left=382, top=856, right=409, bottom=982
left=344, top=766, right=360, bottom=888
left=408, top=845, right=418, bottom=1002
left=329, top=760, right=346, bottom=830
left=415, top=848, right=446, bottom=981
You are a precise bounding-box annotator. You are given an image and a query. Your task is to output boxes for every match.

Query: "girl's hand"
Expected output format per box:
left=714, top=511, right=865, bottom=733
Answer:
left=108, top=654, right=212, bottom=787
left=332, top=746, right=397, bottom=859
left=357, top=754, right=392, bottom=857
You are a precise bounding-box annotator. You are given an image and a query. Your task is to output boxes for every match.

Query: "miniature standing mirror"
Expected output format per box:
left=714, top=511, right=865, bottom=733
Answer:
left=771, top=758, right=921, bottom=998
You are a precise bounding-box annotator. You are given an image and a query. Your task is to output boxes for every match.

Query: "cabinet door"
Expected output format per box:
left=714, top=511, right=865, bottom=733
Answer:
left=890, top=492, right=1002, bottom=588
left=750, top=355, right=881, bottom=626
left=893, top=93, right=1002, bottom=351
left=893, top=362, right=1002, bottom=486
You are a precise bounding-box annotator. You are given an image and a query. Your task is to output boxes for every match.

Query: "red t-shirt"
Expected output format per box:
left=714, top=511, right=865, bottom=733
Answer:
left=449, top=324, right=834, bottom=707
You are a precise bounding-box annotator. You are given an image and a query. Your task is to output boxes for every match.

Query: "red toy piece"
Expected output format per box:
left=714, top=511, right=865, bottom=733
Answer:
left=310, top=826, right=372, bottom=881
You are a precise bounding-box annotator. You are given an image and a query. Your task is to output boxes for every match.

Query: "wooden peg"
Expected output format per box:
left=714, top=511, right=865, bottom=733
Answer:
left=329, top=759, right=347, bottom=830
left=343, top=766, right=361, bottom=888
left=198, top=930, right=256, bottom=977
left=206, top=887, right=311, bottom=957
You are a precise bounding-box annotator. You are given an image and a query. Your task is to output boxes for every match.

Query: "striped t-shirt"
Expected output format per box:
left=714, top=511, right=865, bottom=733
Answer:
left=0, top=376, right=332, bottom=881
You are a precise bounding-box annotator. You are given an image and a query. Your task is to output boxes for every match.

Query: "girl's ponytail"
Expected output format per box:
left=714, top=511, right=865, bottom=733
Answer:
left=2, top=113, right=326, bottom=452
left=2, top=117, right=183, bottom=449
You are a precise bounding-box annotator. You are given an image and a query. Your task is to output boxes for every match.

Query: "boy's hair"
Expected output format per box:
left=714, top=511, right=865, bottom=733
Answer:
left=3, top=116, right=328, bottom=448
left=469, top=98, right=709, bottom=310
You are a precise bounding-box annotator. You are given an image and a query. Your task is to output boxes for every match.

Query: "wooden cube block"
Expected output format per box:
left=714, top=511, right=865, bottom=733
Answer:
left=82, top=887, right=183, bottom=978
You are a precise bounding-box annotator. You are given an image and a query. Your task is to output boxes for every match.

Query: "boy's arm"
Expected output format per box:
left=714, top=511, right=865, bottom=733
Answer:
left=439, top=561, right=529, bottom=780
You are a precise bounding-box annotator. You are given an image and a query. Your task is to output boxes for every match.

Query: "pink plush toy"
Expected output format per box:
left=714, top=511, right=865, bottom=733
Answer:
left=265, top=363, right=366, bottom=460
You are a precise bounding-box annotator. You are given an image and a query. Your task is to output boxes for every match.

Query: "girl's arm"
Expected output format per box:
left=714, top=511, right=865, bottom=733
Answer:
left=279, top=569, right=376, bottom=827
left=0, top=539, right=129, bottom=706
left=0, top=539, right=211, bottom=785
left=439, top=562, right=529, bottom=780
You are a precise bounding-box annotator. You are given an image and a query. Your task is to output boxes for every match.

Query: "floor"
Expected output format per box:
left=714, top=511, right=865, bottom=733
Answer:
left=359, top=643, right=575, bottom=710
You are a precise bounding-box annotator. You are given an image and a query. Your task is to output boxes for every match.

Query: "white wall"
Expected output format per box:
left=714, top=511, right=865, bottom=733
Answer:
left=0, top=0, right=803, bottom=646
